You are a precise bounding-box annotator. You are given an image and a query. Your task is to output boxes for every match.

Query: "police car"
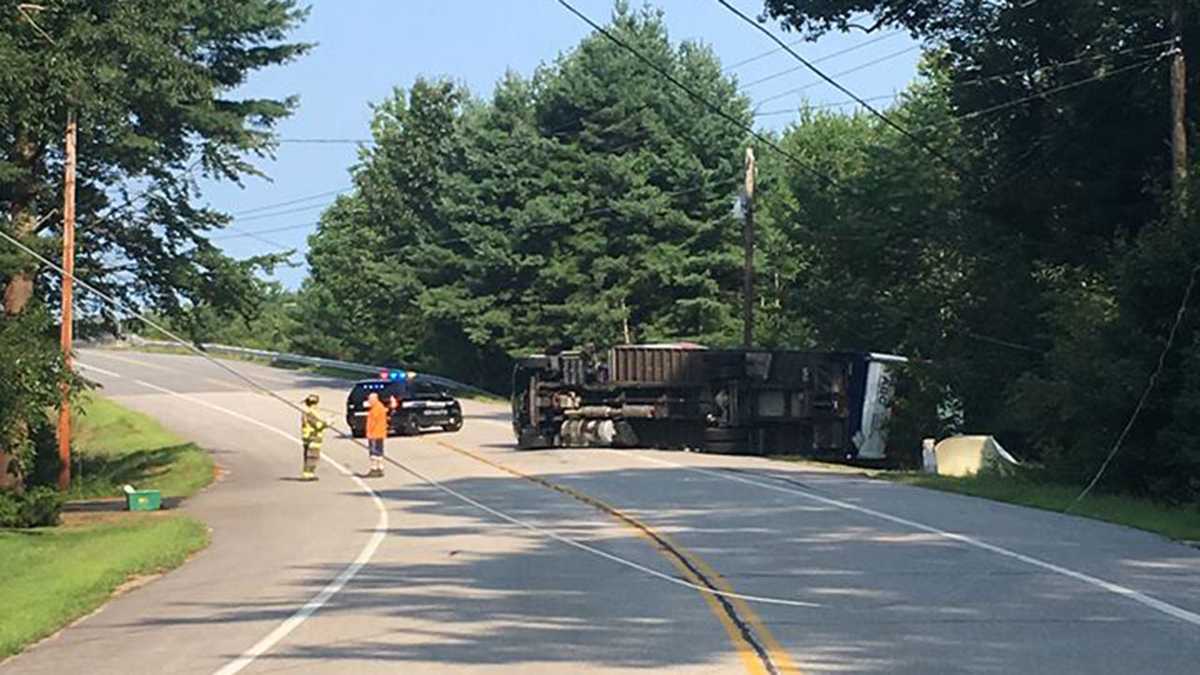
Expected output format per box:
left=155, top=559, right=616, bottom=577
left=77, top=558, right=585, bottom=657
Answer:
left=346, top=370, right=464, bottom=438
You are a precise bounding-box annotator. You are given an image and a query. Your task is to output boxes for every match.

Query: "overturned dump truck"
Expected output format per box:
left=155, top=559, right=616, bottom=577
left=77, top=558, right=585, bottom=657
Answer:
left=511, top=344, right=906, bottom=459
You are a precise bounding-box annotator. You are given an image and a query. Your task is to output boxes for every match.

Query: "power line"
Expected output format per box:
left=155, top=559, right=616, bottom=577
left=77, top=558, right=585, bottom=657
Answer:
left=754, top=93, right=901, bottom=117
left=0, top=226, right=829, bottom=611
left=753, top=45, right=921, bottom=108
left=752, top=37, right=1173, bottom=116
left=739, top=30, right=902, bottom=90
left=951, top=38, right=1174, bottom=90
left=230, top=188, right=351, bottom=216
left=715, top=0, right=963, bottom=173
left=1068, top=259, right=1200, bottom=510
left=943, top=55, right=1168, bottom=127
left=554, top=0, right=839, bottom=189
left=722, top=35, right=807, bottom=72
left=277, top=138, right=375, bottom=145
left=230, top=201, right=333, bottom=223
left=209, top=220, right=320, bottom=241
left=755, top=52, right=1163, bottom=123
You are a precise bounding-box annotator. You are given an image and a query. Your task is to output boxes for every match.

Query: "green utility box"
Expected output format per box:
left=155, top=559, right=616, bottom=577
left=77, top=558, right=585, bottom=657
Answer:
left=123, top=485, right=162, bottom=512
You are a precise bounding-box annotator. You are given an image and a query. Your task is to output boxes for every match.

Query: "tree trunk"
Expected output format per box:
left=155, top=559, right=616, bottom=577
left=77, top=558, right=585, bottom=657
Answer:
left=3, top=135, right=42, bottom=316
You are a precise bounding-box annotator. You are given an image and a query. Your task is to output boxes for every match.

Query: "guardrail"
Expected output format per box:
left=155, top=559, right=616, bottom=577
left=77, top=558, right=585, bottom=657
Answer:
left=125, top=336, right=495, bottom=397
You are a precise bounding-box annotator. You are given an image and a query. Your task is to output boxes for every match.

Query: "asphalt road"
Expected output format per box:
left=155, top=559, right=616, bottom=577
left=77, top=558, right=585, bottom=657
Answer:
left=5, top=348, right=1199, bottom=674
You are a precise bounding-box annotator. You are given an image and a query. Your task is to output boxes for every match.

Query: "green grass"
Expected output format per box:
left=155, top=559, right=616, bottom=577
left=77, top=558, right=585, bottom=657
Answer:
left=0, top=394, right=217, bottom=660
left=69, top=393, right=214, bottom=500
left=887, top=471, right=1200, bottom=542
left=0, top=517, right=209, bottom=659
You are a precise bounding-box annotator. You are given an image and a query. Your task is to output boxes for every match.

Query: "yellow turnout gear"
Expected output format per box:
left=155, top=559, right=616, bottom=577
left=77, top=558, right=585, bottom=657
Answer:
left=301, top=402, right=328, bottom=478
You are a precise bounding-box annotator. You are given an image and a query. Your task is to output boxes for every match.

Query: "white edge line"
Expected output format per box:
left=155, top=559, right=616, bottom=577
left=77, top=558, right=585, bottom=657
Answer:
left=76, top=362, right=122, bottom=378
left=622, top=450, right=1200, bottom=627
left=100, top=370, right=819, bottom=622
left=95, top=374, right=390, bottom=674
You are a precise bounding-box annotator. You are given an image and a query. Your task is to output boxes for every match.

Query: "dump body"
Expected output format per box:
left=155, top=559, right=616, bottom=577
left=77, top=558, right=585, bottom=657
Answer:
left=512, top=345, right=904, bottom=459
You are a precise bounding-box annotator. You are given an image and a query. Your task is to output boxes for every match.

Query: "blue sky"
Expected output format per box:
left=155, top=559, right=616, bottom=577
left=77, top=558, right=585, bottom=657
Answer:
left=202, top=1, right=922, bottom=288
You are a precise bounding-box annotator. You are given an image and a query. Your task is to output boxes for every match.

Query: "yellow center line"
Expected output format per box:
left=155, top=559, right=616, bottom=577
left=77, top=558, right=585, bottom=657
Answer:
left=435, top=440, right=802, bottom=675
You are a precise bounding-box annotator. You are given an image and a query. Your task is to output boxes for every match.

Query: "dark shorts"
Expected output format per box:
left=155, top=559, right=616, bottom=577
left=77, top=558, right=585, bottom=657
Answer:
left=368, top=438, right=384, bottom=457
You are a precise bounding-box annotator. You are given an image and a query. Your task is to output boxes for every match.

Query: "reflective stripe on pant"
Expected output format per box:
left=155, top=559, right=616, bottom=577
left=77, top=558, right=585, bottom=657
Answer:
left=303, top=440, right=322, bottom=473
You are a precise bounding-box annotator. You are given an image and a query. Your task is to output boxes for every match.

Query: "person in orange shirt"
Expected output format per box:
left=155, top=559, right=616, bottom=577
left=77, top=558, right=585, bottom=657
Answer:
left=364, top=392, right=389, bottom=477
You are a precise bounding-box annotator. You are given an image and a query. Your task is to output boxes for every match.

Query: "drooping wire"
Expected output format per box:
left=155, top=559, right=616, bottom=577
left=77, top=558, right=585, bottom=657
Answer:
left=1068, top=260, right=1200, bottom=511
left=0, top=226, right=830, bottom=610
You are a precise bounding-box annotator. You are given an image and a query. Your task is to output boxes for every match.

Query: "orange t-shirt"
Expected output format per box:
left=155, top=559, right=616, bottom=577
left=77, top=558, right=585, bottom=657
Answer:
left=366, top=400, right=389, bottom=440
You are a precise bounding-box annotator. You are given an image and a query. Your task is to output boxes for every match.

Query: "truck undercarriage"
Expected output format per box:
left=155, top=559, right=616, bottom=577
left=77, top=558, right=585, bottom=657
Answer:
left=512, top=345, right=904, bottom=460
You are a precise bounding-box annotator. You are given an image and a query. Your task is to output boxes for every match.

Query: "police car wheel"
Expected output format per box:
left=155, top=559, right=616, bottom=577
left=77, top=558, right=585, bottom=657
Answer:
left=442, top=418, right=462, bottom=433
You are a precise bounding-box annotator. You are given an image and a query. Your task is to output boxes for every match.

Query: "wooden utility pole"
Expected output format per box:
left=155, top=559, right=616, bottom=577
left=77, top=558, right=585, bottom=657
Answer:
left=1171, top=0, right=1188, bottom=215
left=742, top=146, right=756, bottom=348
left=57, top=111, right=77, bottom=491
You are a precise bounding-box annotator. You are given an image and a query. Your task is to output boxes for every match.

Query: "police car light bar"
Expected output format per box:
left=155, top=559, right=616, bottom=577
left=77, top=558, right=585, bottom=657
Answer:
left=379, top=370, right=409, bottom=382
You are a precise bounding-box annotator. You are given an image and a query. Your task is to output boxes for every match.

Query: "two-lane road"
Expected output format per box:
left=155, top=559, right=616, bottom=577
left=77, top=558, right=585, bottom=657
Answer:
left=5, top=349, right=1199, bottom=673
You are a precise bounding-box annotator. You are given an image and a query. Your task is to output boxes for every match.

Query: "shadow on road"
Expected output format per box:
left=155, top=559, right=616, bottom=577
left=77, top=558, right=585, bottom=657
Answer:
left=108, top=460, right=1200, bottom=672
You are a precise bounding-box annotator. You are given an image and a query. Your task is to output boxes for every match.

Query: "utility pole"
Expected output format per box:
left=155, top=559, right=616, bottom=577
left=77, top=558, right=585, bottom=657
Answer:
left=17, top=4, right=77, bottom=491
left=1171, top=0, right=1188, bottom=216
left=57, top=111, right=77, bottom=491
left=742, top=146, right=756, bottom=348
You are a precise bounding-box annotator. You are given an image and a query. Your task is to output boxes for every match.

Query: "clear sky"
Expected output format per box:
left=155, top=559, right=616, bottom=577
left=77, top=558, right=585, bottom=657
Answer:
left=202, top=0, right=922, bottom=288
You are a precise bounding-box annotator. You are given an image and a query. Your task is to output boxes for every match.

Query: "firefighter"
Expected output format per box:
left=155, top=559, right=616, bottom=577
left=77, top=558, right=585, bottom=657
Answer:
left=300, top=394, right=328, bottom=481
left=365, top=391, right=388, bottom=477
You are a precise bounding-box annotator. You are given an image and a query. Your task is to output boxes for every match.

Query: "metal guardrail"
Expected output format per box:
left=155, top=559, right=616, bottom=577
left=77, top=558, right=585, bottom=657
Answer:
left=125, top=336, right=494, bottom=397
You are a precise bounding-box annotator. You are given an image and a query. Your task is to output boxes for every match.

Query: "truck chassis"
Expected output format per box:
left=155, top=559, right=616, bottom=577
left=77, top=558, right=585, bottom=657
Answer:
left=511, top=345, right=904, bottom=459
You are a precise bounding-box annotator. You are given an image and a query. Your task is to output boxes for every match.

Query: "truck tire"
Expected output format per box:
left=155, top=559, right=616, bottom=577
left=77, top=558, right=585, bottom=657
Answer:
left=702, top=426, right=749, bottom=454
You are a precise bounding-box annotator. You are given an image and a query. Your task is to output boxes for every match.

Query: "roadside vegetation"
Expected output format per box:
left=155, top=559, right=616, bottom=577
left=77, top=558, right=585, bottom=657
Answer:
left=886, top=471, right=1200, bottom=543
left=4, top=1, right=1199, bottom=538
left=0, top=394, right=213, bottom=660
left=69, top=393, right=214, bottom=501
left=178, top=3, right=1200, bottom=512
left=0, top=518, right=208, bottom=659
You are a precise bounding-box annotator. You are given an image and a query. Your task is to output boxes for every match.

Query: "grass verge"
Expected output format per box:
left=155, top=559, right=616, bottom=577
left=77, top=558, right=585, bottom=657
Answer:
left=69, top=392, right=214, bottom=500
left=886, top=472, right=1200, bottom=542
left=1, top=394, right=215, bottom=660
left=0, top=517, right=209, bottom=659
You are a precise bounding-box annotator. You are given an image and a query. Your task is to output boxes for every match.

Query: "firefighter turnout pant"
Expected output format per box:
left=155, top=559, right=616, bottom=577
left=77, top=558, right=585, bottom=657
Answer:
left=302, top=436, right=322, bottom=475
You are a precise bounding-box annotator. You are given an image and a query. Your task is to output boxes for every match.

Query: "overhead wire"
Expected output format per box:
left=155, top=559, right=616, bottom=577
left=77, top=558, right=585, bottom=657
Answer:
left=0, top=225, right=824, bottom=610
left=714, top=0, right=963, bottom=173
left=721, top=34, right=807, bottom=72
left=751, top=38, right=1174, bottom=120
left=554, top=0, right=839, bottom=189
left=737, top=29, right=903, bottom=89
left=1068, top=260, right=1200, bottom=511
left=719, top=1, right=1183, bottom=507
left=752, top=44, right=922, bottom=108
left=230, top=187, right=352, bottom=216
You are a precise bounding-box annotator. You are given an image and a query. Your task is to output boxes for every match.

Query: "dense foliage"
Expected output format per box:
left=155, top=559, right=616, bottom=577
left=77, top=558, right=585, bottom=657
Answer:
left=0, top=1, right=309, bottom=500
left=290, top=2, right=1200, bottom=503
left=758, top=0, right=1200, bottom=501
left=297, top=6, right=751, bottom=390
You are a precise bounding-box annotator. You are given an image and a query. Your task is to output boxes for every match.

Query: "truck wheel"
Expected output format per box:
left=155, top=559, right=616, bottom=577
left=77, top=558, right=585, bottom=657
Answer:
left=703, top=427, right=749, bottom=454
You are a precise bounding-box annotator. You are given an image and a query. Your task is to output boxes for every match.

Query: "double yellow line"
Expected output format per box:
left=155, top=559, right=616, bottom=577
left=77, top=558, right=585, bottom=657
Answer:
left=436, top=440, right=801, bottom=675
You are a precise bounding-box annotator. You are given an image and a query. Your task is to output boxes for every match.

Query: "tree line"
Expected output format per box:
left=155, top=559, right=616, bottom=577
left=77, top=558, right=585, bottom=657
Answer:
left=286, top=2, right=1200, bottom=502
left=3, top=1, right=1200, bottom=505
